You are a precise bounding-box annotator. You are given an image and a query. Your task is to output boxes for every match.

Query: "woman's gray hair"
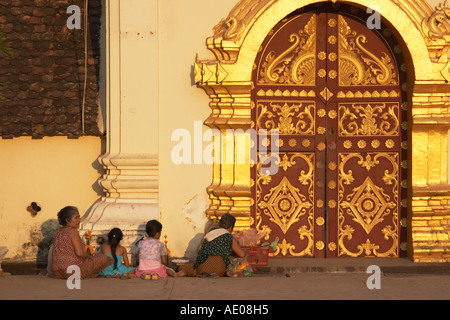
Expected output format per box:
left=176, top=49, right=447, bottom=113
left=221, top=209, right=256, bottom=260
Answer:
left=219, top=213, right=236, bottom=229
left=57, top=206, right=79, bottom=226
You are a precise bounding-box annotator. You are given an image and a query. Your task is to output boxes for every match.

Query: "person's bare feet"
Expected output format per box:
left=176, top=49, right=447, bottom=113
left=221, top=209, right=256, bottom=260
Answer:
left=226, top=271, right=242, bottom=278
left=174, top=269, right=187, bottom=277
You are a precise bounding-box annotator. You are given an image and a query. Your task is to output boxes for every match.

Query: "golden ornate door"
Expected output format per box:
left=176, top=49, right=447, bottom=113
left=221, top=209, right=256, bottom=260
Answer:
left=251, top=3, right=407, bottom=258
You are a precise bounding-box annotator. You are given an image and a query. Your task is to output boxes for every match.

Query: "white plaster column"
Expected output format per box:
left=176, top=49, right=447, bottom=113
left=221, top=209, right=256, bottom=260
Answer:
left=80, top=0, right=160, bottom=253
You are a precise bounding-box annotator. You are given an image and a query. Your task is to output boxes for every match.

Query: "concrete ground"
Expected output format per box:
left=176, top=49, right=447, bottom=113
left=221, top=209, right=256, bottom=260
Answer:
left=0, top=258, right=449, bottom=301
left=0, top=272, right=449, bottom=301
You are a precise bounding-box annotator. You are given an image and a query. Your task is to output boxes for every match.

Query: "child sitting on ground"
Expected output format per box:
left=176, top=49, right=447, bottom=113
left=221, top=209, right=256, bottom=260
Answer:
left=135, top=220, right=174, bottom=279
left=99, top=228, right=135, bottom=279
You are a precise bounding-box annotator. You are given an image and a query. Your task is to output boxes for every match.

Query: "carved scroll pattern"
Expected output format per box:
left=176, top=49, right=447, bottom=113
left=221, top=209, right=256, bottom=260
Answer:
left=338, top=15, right=398, bottom=86
left=259, top=15, right=316, bottom=85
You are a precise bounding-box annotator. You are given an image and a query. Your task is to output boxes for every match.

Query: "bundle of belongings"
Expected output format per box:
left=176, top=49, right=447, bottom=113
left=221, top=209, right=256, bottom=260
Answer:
left=227, top=229, right=279, bottom=277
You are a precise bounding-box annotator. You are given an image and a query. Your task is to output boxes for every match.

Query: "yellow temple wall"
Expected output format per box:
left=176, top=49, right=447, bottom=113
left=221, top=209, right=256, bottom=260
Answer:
left=0, top=136, right=103, bottom=262
left=157, top=0, right=237, bottom=258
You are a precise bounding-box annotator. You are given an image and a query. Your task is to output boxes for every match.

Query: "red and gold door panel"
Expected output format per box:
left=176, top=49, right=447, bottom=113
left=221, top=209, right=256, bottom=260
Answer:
left=251, top=3, right=407, bottom=258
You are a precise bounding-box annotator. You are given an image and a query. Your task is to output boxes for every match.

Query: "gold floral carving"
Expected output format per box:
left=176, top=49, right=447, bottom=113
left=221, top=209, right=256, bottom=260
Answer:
left=328, top=70, right=337, bottom=79
left=256, top=153, right=315, bottom=256
left=328, top=18, right=337, bottom=28
left=317, top=126, right=326, bottom=135
left=316, top=199, right=324, bottom=208
left=328, top=200, right=337, bottom=208
left=328, top=180, right=337, bottom=189
left=206, top=0, right=449, bottom=81
left=288, top=138, right=297, bottom=147
left=328, top=110, right=337, bottom=119
left=259, top=15, right=316, bottom=85
left=421, top=1, right=450, bottom=40
left=276, top=138, right=284, bottom=147
left=328, top=242, right=337, bottom=251
left=279, top=154, right=294, bottom=172
left=328, top=35, right=337, bottom=44
left=302, top=139, right=311, bottom=148
left=328, top=162, right=337, bottom=171
left=274, top=235, right=313, bottom=256
left=257, top=101, right=315, bottom=134
left=317, top=142, right=326, bottom=151
left=371, top=139, right=380, bottom=148
left=316, top=217, right=325, bottom=226
left=316, top=241, right=325, bottom=250
left=318, top=69, right=327, bottom=78
left=317, top=108, right=326, bottom=117
left=341, top=177, right=396, bottom=234
left=339, top=103, right=399, bottom=136
left=338, top=15, right=397, bottom=86
left=386, top=139, right=395, bottom=148
left=338, top=153, right=399, bottom=257
left=318, top=51, right=326, bottom=60
left=329, top=52, right=337, bottom=61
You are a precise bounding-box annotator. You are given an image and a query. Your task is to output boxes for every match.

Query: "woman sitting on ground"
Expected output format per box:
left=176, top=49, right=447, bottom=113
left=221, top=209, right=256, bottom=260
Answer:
left=51, top=206, right=113, bottom=279
left=175, top=213, right=245, bottom=277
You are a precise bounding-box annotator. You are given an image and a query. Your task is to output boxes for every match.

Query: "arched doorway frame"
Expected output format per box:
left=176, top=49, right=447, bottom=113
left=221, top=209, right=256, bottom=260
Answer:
left=194, top=0, right=450, bottom=262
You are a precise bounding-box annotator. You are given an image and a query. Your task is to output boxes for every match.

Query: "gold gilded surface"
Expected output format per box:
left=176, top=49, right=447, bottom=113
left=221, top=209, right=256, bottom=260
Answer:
left=257, top=89, right=316, bottom=97
left=288, top=138, right=297, bottom=147
left=319, top=87, right=334, bottom=101
left=328, top=242, right=337, bottom=251
left=317, top=142, right=326, bottom=151
left=338, top=15, right=397, bottom=86
left=329, top=52, right=337, bottom=61
left=257, top=176, right=312, bottom=234
left=339, top=103, right=399, bottom=136
left=259, top=15, right=317, bottom=85
left=328, top=110, right=337, bottom=119
left=316, top=216, right=325, bottom=226
left=316, top=241, right=325, bottom=250
left=328, top=162, right=337, bottom=170
left=302, top=139, right=311, bottom=148
left=195, top=0, right=450, bottom=261
left=357, top=140, right=367, bottom=148
left=338, top=152, right=399, bottom=257
left=337, top=90, right=399, bottom=98
left=256, top=153, right=315, bottom=257
left=318, top=51, right=326, bottom=60
left=256, top=101, right=315, bottom=135
left=341, top=176, right=396, bottom=234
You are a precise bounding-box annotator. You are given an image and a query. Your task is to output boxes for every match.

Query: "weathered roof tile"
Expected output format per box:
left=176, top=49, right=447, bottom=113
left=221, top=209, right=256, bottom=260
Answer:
left=0, top=0, right=102, bottom=138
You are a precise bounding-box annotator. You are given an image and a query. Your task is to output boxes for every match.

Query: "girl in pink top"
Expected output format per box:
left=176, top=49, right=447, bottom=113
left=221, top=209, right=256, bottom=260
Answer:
left=135, top=220, right=170, bottom=279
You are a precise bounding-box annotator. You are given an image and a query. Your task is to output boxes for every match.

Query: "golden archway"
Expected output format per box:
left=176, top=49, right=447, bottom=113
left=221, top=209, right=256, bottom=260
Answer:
left=194, top=0, right=450, bottom=262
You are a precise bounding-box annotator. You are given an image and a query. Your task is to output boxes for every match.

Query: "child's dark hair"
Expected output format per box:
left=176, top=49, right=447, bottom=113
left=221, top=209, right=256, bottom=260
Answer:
left=57, top=206, right=78, bottom=226
left=108, top=228, right=123, bottom=269
left=145, top=220, right=162, bottom=238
